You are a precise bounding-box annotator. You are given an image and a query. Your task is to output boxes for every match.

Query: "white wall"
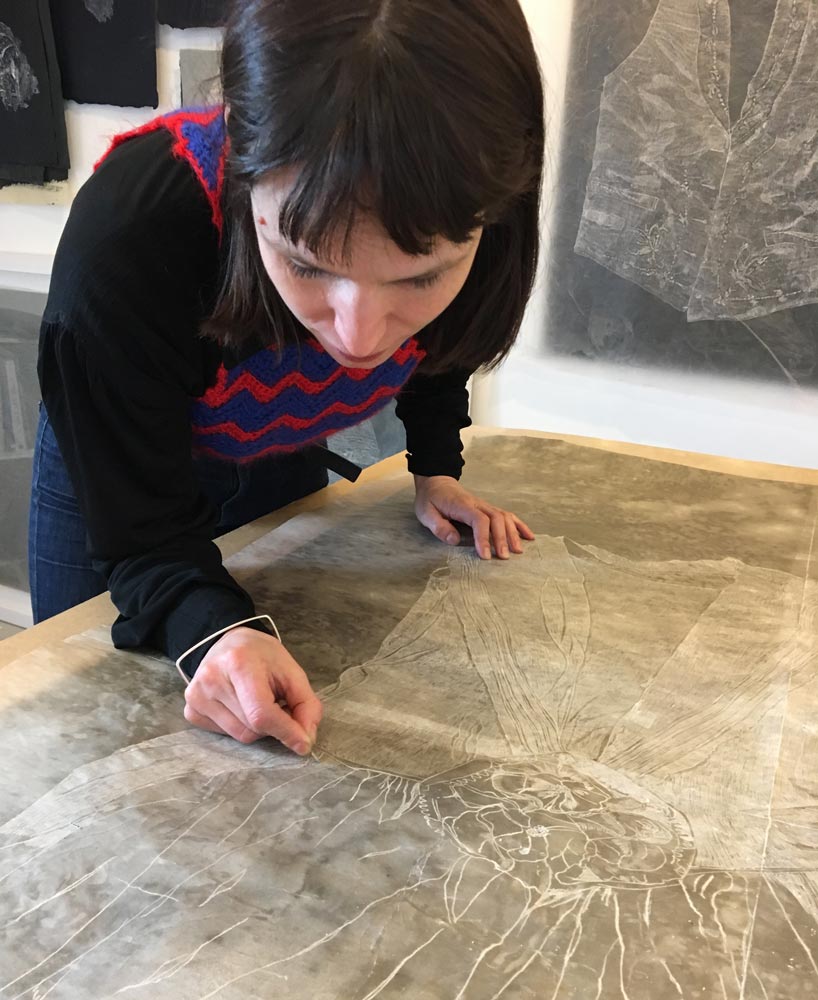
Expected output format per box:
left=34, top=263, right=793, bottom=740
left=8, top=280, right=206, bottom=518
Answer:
left=475, top=0, right=818, bottom=470
left=517, top=0, right=574, bottom=356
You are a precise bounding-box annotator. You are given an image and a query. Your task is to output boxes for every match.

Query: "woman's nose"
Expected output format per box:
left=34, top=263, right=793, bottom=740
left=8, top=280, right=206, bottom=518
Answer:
left=331, top=285, right=390, bottom=356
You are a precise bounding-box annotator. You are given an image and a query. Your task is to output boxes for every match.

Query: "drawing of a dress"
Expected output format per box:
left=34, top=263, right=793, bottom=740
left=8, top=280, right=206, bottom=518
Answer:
left=1, top=539, right=816, bottom=998
left=575, top=0, right=818, bottom=323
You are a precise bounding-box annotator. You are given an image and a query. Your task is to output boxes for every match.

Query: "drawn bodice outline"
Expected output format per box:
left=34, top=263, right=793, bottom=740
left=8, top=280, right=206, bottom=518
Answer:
left=1, top=536, right=816, bottom=998
left=575, top=0, right=818, bottom=323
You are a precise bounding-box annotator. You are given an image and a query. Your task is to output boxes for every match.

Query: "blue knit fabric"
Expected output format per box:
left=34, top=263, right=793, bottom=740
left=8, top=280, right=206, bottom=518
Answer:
left=179, top=112, right=226, bottom=195
left=189, top=336, right=424, bottom=460
left=145, top=106, right=427, bottom=460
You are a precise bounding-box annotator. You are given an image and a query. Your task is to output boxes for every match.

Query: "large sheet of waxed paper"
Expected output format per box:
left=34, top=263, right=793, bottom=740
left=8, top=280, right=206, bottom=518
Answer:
left=0, top=433, right=817, bottom=999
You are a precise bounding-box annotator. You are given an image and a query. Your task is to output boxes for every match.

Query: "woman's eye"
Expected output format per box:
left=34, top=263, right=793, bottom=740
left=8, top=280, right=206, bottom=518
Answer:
left=410, top=272, right=442, bottom=290
left=286, top=258, right=442, bottom=289
left=287, top=260, right=324, bottom=280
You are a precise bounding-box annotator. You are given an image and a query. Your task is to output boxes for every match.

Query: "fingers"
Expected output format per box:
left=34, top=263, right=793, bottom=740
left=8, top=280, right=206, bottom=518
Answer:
left=231, top=669, right=315, bottom=755
left=183, top=697, right=263, bottom=745
left=185, top=628, right=322, bottom=755
left=505, top=512, right=523, bottom=555
left=432, top=504, right=526, bottom=561
left=414, top=479, right=533, bottom=559
left=416, top=500, right=461, bottom=547
left=186, top=677, right=313, bottom=756
left=514, top=516, right=536, bottom=541
left=452, top=507, right=484, bottom=559
left=488, top=509, right=510, bottom=559
left=471, top=508, right=534, bottom=560
left=278, top=672, right=324, bottom=744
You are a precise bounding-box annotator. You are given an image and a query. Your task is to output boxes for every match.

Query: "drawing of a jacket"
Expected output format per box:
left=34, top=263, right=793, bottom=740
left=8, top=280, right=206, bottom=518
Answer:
left=574, top=0, right=818, bottom=323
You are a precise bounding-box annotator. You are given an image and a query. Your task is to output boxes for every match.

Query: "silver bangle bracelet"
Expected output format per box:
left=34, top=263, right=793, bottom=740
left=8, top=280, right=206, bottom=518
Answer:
left=174, top=613, right=281, bottom=684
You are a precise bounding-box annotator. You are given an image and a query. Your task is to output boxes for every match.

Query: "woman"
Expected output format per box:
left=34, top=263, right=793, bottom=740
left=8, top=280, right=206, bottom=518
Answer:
left=30, top=0, right=544, bottom=754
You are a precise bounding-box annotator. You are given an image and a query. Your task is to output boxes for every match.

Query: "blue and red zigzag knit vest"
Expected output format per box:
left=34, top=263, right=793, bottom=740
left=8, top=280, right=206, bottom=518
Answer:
left=97, top=106, right=425, bottom=462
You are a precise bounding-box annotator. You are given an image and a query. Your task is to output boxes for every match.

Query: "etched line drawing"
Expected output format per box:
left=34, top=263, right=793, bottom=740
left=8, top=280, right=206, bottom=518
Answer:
left=1, top=524, right=817, bottom=998
left=545, top=1, right=818, bottom=385
left=0, top=22, right=39, bottom=112
left=574, top=0, right=818, bottom=323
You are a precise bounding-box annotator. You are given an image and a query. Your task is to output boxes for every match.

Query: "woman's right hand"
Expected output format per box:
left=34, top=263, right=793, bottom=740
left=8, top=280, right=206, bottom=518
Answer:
left=183, top=626, right=323, bottom=753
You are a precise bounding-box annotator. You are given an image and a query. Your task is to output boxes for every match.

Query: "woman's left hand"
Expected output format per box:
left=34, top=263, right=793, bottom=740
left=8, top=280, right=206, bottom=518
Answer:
left=413, top=474, right=535, bottom=560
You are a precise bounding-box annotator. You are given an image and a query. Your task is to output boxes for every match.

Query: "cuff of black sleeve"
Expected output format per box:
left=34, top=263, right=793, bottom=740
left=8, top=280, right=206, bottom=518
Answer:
left=404, top=451, right=465, bottom=480
left=111, top=584, right=274, bottom=679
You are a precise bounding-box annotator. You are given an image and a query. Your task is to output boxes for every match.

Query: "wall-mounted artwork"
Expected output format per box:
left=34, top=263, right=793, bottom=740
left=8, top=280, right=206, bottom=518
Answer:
left=158, top=1, right=228, bottom=28
left=0, top=21, right=39, bottom=111
left=179, top=47, right=221, bottom=106
left=0, top=2, right=69, bottom=187
left=545, top=0, right=818, bottom=388
left=49, top=0, right=157, bottom=108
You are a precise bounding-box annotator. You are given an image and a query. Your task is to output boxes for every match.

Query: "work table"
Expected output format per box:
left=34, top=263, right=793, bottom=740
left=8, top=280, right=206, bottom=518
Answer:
left=1, top=427, right=816, bottom=999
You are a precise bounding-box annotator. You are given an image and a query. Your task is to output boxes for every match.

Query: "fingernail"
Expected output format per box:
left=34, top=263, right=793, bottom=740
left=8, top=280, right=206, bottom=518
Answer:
left=292, top=740, right=310, bottom=756
left=446, top=533, right=459, bottom=545
left=308, top=724, right=318, bottom=743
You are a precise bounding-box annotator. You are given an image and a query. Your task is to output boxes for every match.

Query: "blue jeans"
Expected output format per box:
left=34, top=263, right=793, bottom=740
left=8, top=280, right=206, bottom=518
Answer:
left=28, top=405, right=328, bottom=623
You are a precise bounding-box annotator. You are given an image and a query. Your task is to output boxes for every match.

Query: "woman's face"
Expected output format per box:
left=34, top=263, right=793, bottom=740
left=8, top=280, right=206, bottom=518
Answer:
left=251, top=173, right=482, bottom=369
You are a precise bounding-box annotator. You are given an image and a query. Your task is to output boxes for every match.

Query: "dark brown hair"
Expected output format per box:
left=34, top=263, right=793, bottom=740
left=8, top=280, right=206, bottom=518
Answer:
left=205, top=0, right=544, bottom=374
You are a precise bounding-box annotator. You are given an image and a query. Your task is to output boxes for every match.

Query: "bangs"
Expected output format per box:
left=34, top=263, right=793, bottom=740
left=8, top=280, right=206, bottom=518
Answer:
left=210, top=0, right=544, bottom=370
left=274, top=55, right=490, bottom=260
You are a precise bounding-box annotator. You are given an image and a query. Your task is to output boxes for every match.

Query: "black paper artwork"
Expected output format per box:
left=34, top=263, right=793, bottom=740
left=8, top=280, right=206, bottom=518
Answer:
left=0, top=2, right=69, bottom=186
left=158, top=1, right=227, bottom=28
left=84, top=0, right=114, bottom=24
left=49, top=0, right=157, bottom=108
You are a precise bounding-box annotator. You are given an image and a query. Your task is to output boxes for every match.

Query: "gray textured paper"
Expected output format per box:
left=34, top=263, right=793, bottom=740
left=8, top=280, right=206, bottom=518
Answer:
left=547, top=0, right=818, bottom=385
left=0, top=435, right=816, bottom=998
left=179, top=49, right=221, bottom=107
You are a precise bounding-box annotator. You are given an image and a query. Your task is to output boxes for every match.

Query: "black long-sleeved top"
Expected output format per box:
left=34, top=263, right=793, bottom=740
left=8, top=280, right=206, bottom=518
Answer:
left=38, top=128, right=471, bottom=672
